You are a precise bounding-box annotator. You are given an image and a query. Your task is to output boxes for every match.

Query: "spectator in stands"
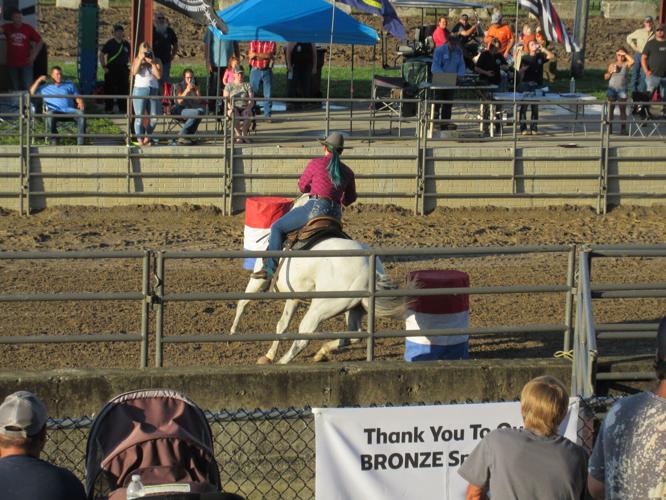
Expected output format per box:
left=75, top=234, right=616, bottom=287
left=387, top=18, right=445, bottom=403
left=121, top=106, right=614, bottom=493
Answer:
left=99, top=24, right=130, bottom=114
left=476, top=38, right=508, bottom=135
left=223, top=65, right=254, bottom=142
left=1, top=8, right=44, bottom=91
left=535, top=26, right=557, bottom=83
left=153, top=12, right=178, bottom=86
left=604, top=48, right=633, bottom=135
left=248, top=39, right=277, bottom=121
left=641, top=23, right=666, bottom=107
left=431, top=36, right=466, bottom=131
left=459, top=376, right=587, bottom=500
left=433, top=16, right=450, bottom=48
left=172, top=68, right=205, bottom=145
left=131, top=42, right=162, bottom=146
left=518, top=40, right=555, bottom=135
left=286, top=42, right=317, bottom=110
left=588, top=317, right=666, bottom=499
left=203, top=30, right=239, bottom=113
left=29, top=66, right=86, bottom=146
left=484, top=13, right=514, bottom=63
left=223, top=55, right=239, bottom=86
left=626, top=16, right=655, bottom=94
left=451, top=14, right=480, bottom=46
left=0, top=391, right=86, bottom=500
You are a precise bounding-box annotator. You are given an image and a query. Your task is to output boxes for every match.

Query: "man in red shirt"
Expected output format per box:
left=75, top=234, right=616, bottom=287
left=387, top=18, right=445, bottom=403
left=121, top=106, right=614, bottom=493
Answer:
left=2, top=8, right=44, bottom=91
left=432, top=16, right=450, bottom=48
left=248, top=40, right=276, bottom=120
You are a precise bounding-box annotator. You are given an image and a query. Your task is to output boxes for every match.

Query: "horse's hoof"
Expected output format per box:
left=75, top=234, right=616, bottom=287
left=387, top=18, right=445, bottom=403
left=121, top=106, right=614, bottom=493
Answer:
left=257, top=356, right=273, bottom=365
left=313, top=351, right=329, bottom=363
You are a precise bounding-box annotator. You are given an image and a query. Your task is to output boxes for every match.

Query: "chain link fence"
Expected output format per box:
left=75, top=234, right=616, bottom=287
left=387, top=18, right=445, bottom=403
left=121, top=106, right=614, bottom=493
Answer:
left=42, top=396, right=622, bottom=499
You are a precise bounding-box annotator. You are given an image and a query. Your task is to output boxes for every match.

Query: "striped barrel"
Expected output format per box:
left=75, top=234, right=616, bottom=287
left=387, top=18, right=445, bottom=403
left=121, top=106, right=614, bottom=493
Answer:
left=243, top=197, right=293, bottom=270
left=404, top=269, right=470, bottom=362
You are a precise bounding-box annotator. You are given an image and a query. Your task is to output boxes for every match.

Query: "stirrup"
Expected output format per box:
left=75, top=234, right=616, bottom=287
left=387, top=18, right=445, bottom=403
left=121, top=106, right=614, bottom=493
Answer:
left=251, top=269, right=271, bottom=280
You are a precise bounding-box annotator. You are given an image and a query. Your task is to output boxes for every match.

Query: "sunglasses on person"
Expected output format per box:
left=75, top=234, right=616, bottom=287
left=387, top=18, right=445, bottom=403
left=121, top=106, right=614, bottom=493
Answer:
left=657, top=28, right=665, bottom=32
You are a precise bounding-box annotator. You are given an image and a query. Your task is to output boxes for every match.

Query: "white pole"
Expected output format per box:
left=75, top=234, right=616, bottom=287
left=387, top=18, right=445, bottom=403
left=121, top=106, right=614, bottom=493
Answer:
left=325, top=0, right=337, bottom=136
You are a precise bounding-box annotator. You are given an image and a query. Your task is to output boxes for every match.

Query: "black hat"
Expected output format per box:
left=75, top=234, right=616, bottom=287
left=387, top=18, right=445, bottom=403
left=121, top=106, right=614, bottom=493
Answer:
left=320, top=132, right=344, bottom=152
left=113, top=23, right=124, bottom=32
left=233, top=64, right=245, bottom=74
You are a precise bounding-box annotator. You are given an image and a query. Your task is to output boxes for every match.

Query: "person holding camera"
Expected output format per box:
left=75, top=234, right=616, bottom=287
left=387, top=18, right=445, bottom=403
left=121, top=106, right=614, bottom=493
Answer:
left=518, top=40, right=555, bottom=135
left=171, top=68, right=205, bottom=145
left=604, top=48, right=633, bottom=135
left=131, top=42, right=162, bottom=146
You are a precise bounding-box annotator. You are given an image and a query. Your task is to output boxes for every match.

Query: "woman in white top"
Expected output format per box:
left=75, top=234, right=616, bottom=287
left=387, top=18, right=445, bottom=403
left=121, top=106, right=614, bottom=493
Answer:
left=131, top=42, right=162, bottom=145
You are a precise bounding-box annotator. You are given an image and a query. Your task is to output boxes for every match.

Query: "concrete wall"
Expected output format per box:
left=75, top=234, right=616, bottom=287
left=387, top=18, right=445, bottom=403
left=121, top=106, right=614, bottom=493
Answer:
left=0, top=360, right=572, bottom=416
left=1, top=143, right=665, bottom=213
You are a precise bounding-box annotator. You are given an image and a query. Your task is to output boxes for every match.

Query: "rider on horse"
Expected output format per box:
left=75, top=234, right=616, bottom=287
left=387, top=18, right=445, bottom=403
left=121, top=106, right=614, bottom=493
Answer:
left=251, top=132, right=357, bottom=281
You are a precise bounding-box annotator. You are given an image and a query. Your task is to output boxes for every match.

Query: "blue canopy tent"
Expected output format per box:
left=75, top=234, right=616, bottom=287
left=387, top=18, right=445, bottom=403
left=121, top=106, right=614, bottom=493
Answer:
left=208, top=0, right=379, bottom=45
left=209, top=0, right=379, bottom=133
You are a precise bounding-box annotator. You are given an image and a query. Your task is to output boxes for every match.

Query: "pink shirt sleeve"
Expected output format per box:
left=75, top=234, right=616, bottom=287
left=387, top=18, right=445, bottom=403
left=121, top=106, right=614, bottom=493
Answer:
left=298, top=160, right=315, bottom=193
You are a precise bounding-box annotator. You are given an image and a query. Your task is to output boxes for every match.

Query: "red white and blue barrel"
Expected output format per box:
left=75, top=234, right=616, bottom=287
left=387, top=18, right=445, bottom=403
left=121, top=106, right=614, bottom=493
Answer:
left=243, top=197, right=292, bottom=270
left=404, top=269, right=470, bottom=361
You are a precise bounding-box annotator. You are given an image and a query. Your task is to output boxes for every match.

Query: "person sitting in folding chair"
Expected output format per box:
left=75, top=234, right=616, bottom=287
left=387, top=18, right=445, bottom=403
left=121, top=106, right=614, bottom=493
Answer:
left=223, top=65, right=254, bottom=143
left=29, top=66, right=86, bottom=145
left=171, top=68, right=205, bottom=145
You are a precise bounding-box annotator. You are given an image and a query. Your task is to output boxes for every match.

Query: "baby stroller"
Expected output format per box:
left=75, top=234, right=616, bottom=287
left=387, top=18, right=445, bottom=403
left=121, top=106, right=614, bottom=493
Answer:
left=85, top=389, right=237, bottom=500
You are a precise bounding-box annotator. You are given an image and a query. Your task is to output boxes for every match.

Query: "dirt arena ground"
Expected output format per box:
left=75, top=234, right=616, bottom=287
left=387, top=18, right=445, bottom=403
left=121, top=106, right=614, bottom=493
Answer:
left=0, top=204, right=664, bottom=369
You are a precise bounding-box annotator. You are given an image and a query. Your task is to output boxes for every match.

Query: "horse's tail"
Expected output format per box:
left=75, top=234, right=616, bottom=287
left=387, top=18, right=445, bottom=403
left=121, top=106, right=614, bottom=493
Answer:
left=363, top=273, right=417, bottom=320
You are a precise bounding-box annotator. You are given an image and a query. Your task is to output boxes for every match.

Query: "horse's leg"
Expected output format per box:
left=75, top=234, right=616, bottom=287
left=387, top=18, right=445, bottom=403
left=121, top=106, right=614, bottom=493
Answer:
left=230, top=277, right=267, bottom=335
left=314, top=306, right=363, bottom=362
left=278, top=298, right=347, bottom=364
left=258, top=299, right=299, bottom=364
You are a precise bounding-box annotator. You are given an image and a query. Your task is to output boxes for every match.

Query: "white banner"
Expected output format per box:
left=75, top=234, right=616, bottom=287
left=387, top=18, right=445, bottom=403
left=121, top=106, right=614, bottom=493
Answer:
left=314, top=399, right=579, bottom=500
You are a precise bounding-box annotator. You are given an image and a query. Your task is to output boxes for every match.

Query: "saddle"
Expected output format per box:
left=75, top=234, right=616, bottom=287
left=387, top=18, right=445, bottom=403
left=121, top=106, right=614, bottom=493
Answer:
left=283, top=216, right=350, bottom=252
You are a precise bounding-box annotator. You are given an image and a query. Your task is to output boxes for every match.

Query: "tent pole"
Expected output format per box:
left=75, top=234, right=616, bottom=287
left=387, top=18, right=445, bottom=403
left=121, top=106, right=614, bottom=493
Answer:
left=350, top=44, right=354, bottom=135
left=325, top=0, right=337, bottom=137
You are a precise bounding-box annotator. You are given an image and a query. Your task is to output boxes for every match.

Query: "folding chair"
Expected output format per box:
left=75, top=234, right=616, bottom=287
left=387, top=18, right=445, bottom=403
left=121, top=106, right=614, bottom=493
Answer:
left=161, top=82, right=183, bottom=138
left=370, top=75, right=407, bottom=136
left=629, top=90, right=664, bottom=138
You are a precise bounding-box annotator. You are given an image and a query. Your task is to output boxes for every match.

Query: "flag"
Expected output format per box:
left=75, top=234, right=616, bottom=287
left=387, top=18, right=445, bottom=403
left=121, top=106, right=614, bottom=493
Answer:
left=155, top=0, right=228, bottom=34
left=519, top=0, right=577, bottom=52
left=337, top=0, right=405, bottom=41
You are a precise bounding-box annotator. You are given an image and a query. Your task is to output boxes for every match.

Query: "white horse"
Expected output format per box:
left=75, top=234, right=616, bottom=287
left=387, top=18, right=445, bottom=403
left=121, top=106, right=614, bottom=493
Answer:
left=230, top=200, right=411, bottom=364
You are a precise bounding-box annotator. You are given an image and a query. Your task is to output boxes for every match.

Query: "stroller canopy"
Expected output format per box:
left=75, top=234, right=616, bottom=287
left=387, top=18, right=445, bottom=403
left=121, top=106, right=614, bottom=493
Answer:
left=85, top=389, right=220, bottom=499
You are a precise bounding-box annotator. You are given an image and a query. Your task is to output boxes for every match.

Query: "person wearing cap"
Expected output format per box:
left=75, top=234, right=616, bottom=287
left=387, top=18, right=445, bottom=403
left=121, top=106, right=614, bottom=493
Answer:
left=451, top=13, right=480, bottom=46
left=484, top=12, right=514, bottom=62
left=626, top=16, right=655, bottom=93
left=99, top=23, right=131, bottom=114
left=587, top=317, right=666, bottom=499
left=251, top=132, right=357, bottom=281
left=223, top=64, right=255, bottom=142
left=153, top=12, right=178, bottom=86
left=459, top=376, right=588, bottom=500
left=0, top=391, right=86, bottom=500
left=641, top=23, right=666, bottom=107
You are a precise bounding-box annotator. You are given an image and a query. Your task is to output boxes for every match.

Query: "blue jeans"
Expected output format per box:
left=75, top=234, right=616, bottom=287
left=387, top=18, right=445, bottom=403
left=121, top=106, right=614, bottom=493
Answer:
left=265, top=198, right=341, bottom=272
left=631, top=53, right=646, bottom=93
left=8, top=66, right=33, bottom=91
left=178, top=107, right=204, bottom=136
left=46, top=110, right=86, bottom=145
left=132, top=86, right=161, bottom=140
left=646, top=75, right=666, bottom=102
left=250, top=68, right=273, bottom=117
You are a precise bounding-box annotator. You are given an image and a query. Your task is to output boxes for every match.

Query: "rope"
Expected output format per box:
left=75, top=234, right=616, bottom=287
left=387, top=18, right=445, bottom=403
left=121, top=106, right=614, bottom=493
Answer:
left=554, top=349, right=574, bottom=361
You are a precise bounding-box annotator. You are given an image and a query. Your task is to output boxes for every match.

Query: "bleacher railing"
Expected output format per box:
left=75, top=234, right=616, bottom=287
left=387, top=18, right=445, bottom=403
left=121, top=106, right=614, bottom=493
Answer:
left=1, top=92, right=665, bottom=215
